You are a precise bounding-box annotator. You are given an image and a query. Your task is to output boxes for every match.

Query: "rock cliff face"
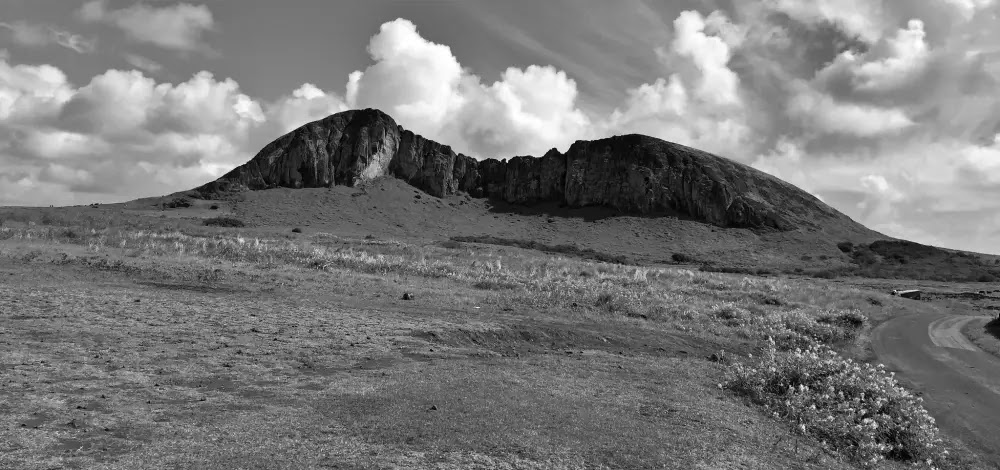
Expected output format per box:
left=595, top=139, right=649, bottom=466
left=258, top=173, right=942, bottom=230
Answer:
left=196, top=108, right=847, bottom=230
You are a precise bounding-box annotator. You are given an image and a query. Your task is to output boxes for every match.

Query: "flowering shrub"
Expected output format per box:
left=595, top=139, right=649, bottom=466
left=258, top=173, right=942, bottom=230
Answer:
left=725, top=337, right=948, bottom=468
left=722, top=306, right=866, bottom=350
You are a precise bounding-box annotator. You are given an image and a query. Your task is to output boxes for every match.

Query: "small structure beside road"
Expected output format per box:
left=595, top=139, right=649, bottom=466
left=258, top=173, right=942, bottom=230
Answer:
left=891, top=289, right=922, bottom=300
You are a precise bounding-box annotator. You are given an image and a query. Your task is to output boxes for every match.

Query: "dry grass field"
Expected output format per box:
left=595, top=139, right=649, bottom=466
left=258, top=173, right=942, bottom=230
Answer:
left=0, top=198, right=990, bottom=469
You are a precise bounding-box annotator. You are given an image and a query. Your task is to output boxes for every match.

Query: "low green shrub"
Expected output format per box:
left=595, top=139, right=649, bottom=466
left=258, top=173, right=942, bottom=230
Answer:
left=725, top=338, right=948, bottom=467
left=852, top=249, right=879, bottom=266
left=438, top=240, right=464, bottom=249
left=818, top=310, right=868, bottom=331
left=472, top=277, right=520, bottom=290
left=451, top=235, right=629, bottom=264
left=203, top=217, right=245, bottom=227
left=165, top=197, right=192, bottom=209
left=672, top=253, right=695, bottom=263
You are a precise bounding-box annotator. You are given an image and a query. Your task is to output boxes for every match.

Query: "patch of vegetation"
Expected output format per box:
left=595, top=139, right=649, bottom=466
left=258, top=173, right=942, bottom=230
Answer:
left=837, top=241, right=854, bottom=253
left=848, top=240, right=1000, bottom=282
left=726, top=338, right=947, bottom=468
left=165, top=197, right=192, bottom=209
left=203, top=217, right=245, bottom=227
left=672, top=253, right=695, bottom=263
left=699, top=264, right=774, bottom=276
left=451, top=235, right=629, bottom=264
left=471, top=278, right=520, bottom=290
left=0, top=222, right=959, bottom=467
left=438, top=240, right=464, bottom=249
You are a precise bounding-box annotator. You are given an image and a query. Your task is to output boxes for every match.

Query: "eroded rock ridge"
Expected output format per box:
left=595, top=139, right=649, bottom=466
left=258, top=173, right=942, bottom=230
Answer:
left=197, top=108, right=843, bottom=230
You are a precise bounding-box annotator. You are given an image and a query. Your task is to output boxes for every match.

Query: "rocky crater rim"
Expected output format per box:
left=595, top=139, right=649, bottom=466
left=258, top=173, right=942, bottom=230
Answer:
left=195, top=108, right=854, bottom=231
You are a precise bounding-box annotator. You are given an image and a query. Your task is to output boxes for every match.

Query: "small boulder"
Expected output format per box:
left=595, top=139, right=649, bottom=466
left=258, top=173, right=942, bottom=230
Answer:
left=402, top=292, right=414, bottom=300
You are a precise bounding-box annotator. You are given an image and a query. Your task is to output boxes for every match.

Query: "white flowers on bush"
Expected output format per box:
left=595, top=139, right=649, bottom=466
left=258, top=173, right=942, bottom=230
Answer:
left=725, top=336, right=947, bottom=468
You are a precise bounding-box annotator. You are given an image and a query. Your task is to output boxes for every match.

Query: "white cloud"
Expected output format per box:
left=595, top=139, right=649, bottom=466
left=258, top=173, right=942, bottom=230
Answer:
left=0, top=21, right=95, bottom=53
left=752, top=137, right=810, bottom=189
left=265, top=83, right=348, bottom=135
left=0, top=61, right=75, bottom=123
left=346, top=18, right=590, bottom=157
left=346, top=19, right=464, bottom=138
left=853, top=20, right=929, bottom=91
left=671, top=10, right=741, bottom=105
left=449, top=65, right=591, bottom=156
left=761, top=0, right=885, bottom=43
left=940, top=0, right=995, bottom=20
left=123, top=54, right=164, bottom=74
left=787, top=84, right=914, bottom=136
left=817, top=19, right=930, bottom=94
left=598, top=10, right=754, bottom=159
left=0, top=57, right=264, bottom=204
left=78, top=0, right=214, bottom=53
left=600, top=75, right=753, bottom=159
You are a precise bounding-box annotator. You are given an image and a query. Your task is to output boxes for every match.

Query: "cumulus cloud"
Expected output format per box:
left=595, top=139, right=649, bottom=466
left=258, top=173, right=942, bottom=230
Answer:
left=815, top=19, right=930, bottom=97
left=0, top=21, right=96, bottom=53
left=787, top=84, right=914, bottom=136
left=0, top=61, right=75, bottom=124
left=78, top=0, right=215, bottom=53
left=0, top=57, right=264, bottom=204
left=940, top=0, right=995, bottom=20
left=761, top=0, right=886, bottom=43
left=262, top=83, right=348, bottom=143
left=339, top=15, right=754, bottom=159
left=599, top=10, right=755, bottom=159
left=670, top=10, right=742, bottom=106
left=345, top=19, right=590, bottom=157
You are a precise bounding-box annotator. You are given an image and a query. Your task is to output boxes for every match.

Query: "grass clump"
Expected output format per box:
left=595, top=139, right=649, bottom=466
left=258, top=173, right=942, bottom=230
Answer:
left=203, top=217, right=245, bottom=227
left=672, top=253, right=695, bottom=263
left=165, top=197, right=192, bottom=208
left=451, top=235, right=629, bottom=264
left=725, top=337, right=948, bottom=468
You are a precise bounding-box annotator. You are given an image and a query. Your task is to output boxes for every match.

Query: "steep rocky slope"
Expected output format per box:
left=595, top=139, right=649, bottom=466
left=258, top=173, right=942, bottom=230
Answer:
left=195, top=108, right=860, bottom=232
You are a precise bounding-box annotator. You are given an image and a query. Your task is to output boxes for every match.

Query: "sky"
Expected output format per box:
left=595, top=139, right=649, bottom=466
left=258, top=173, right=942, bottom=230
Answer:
left=2, top=1, right=1000, bottom=254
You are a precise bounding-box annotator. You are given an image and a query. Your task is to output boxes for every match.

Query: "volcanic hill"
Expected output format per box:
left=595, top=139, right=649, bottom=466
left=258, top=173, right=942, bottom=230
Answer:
left=189, top=108, right=880, bottom=268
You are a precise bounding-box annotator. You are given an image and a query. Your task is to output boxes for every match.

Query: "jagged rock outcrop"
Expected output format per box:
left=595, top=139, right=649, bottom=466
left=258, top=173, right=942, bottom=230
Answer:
left=195, top=108, right=846, bottom=231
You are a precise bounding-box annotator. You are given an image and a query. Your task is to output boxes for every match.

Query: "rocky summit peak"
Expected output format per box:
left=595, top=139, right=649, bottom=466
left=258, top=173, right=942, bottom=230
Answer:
left=196, top=108, right=850, bottom=231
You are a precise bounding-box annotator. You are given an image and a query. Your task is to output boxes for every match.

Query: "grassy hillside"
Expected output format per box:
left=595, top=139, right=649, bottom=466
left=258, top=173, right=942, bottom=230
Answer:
left=810, top=240, right=1000, bottom=282
left=0, top=208, right=983, bottom=469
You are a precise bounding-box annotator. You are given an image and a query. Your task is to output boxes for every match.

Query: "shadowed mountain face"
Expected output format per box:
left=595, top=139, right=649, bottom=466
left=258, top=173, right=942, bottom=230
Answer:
left=196, top=108, right=857, bottom=232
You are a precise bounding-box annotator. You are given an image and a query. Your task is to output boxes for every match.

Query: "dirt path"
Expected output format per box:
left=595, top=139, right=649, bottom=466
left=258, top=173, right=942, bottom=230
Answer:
left=927, top=316, right=982, bottom=351
left=872, top=311, right=1000, bottom=466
